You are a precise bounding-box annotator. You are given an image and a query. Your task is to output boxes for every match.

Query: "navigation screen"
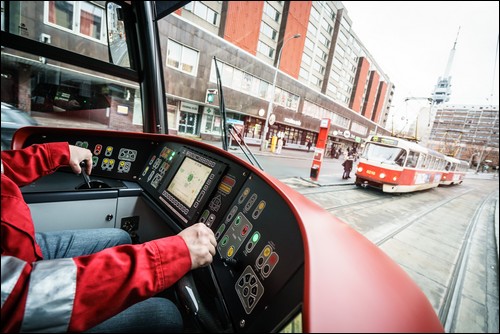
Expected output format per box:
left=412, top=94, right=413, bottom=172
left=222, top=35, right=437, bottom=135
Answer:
left=167, top=157, right=212, bottom=208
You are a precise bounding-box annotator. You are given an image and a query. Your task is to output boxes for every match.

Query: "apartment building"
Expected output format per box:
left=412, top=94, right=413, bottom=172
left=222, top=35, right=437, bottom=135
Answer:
left=428, top=104, right=499, bottom=167
left=168, top=1, right=394, bottom=150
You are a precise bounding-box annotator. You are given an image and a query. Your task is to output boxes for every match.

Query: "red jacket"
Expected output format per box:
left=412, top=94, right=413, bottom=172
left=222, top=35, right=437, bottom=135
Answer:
left=1, top=142, right=191, bottom=332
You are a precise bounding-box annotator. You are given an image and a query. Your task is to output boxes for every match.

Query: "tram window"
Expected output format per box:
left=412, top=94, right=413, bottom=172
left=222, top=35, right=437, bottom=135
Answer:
left=2, top=0, right=141, bottom=132
left=394, top=150, right=406, bottom=166
left=405, top=151, right=419, bottom=168
left=362, top=143, right=405, bottom=165
left=417, top=153, right=427, bottom=168
left=107, top=2, right=131, bottom=68
left=2, top=49, right=142, bottom=132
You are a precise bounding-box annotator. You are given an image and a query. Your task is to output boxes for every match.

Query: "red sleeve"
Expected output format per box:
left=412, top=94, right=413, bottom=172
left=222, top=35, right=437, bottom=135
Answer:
left=1, top=142, right=70, bottom=186
left=69, top=236, right=192, bottom=332
left=1, top=236, right=191, bottom=333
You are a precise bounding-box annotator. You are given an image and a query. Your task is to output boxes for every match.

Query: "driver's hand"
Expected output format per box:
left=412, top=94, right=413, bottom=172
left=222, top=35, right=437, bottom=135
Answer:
left=178, top=223, right=216, bottom=270
left=68, top=145, right=93, bottom=175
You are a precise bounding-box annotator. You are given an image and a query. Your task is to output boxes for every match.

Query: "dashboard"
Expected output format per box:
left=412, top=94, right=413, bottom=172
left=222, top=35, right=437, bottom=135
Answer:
left=14, top=126, right=304, bottom=332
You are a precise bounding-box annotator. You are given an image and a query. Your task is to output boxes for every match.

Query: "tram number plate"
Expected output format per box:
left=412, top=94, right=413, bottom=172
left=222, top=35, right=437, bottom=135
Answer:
left=366, top=170, right=376, bottom=175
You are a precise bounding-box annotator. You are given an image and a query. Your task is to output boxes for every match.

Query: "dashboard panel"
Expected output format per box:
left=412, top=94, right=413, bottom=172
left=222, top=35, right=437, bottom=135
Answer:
left=13, top=127, right=304, bottom=332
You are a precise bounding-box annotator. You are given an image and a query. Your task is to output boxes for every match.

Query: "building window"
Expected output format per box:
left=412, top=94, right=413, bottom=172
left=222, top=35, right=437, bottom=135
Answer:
left=261, top=22, right=277, bottom=40
left=258, top=41, right=275, bottom=58
left=204, top=108, right=221, bottom=134
left=184, top=1, right=218, bottom=25
left=304, top=37, right=314, bottom=51
left=166, top=39, right=199, bottom=75
left=299, top=67, right=309, bottom=80
left=45, top=1, right=105, bottom=42
left=264, top=2, right=280, bottom=22
left=313, top=61, right=325, bottom=74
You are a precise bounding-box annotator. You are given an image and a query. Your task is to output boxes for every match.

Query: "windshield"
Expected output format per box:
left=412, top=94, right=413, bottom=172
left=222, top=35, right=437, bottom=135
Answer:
left=361, top=143, right=407, bottom=166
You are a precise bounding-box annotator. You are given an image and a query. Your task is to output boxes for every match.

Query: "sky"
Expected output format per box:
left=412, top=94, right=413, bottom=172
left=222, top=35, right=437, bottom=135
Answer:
left=342, top=1, right=499, bottom=126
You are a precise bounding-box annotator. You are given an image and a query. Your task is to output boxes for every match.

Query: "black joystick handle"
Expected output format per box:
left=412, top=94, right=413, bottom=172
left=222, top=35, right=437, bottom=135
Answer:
left=80, top=161, right=91, bottom=189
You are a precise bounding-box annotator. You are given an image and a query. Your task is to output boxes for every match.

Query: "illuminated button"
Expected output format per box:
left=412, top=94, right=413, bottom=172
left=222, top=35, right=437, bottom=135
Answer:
left=227, top=246, right=234, bottom=257
left=263, top=245, right=271, bottom=257
left=234, top=215, right=241, bottom=225
left=94, top=144, right=102, bottom=155
left=221, top=236, right=229, bottom=246
left=269, top=253, right=278, bottom=265
left=251, top=232, right=260, bottom=243
left=241, top=224, right=249, bottom=236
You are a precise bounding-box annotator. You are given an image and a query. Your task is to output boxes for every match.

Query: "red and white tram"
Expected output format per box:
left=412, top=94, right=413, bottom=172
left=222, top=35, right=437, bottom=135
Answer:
left=355, top=135, right=451, bottom=193
left=440, top=156, right=469, bottom=186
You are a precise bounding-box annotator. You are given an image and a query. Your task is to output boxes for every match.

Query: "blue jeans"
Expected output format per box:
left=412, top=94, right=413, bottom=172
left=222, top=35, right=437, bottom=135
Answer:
left=35, top=229, right=183, bottom=333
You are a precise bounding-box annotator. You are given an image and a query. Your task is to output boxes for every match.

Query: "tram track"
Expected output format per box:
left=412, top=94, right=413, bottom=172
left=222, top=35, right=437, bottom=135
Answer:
left=290, top=179, right=499, bottom=333
left=439, top=190, right=498, bottom=333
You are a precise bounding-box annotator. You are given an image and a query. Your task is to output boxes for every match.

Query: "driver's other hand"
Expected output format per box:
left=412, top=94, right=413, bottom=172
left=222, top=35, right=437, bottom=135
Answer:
left=178, top=223, right=217, bottom=270
left=68, top=145, right=93, bottom=175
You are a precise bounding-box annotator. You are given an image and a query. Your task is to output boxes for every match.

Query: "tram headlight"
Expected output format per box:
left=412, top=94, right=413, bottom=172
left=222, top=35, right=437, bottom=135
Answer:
left=379, top=172, right=386, bottom=179
left=392, top=176, right=397, bottom=181
left=357, top=166, right=363, bottom=172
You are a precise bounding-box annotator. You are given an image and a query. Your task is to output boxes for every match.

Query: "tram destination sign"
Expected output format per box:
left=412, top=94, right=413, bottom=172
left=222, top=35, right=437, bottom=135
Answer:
left=371, top=136, right=398, bottom=146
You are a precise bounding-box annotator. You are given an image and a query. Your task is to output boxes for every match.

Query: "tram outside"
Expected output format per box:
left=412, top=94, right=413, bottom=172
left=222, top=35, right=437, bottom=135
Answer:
left=440, top=156, right=469, bottom=186
left=1, top=1, right=444, bottom=333
left=355, top=135, right=449, bottom=193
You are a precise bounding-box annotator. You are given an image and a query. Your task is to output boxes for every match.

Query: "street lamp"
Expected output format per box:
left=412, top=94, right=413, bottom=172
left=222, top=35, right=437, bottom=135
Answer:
left=260, top=33, right=301, bottom=151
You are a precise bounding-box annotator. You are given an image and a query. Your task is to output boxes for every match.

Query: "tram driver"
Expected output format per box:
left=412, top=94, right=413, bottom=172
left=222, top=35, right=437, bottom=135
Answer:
left=1, top=142, right=217, bottom=333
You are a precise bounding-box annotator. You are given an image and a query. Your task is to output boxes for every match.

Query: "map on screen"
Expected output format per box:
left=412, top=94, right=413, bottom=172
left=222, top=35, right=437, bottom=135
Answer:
left=167, top=156, right=212, bottom=208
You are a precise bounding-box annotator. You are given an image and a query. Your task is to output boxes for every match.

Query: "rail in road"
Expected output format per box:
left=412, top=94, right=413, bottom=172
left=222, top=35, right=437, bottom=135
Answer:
left=280, top=177, right=499, bottom=333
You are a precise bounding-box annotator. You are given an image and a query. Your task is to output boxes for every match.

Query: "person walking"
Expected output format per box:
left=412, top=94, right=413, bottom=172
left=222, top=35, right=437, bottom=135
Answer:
left=342, top=154, right=354, bottom=179
left=276, top=137, right=283, bottom=154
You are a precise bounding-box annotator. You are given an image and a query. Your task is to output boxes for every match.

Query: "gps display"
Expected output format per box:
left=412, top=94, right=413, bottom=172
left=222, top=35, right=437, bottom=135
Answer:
left=157, top=148, right=226, bottom=225
left=167, top=156, right=212, bottom=208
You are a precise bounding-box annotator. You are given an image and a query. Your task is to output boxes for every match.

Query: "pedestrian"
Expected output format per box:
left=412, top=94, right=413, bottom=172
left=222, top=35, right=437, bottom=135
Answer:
left=276, top=137, right=283, bottom=154
left=330, top=145, right=336, bottom=159
left=342, top=154, right=354, bottom=179
left=307, top=141, right=312, bottom=152
left=1, top=142, right=217, bottom=333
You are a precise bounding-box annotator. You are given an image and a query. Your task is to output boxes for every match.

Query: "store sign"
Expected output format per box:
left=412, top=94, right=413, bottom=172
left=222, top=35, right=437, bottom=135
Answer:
left=343, top=130, right=351, bottom=138
left=180, top=101, right=198, bottom=113
left=269, top=114, right=276, bottom=125
left=284, top=117, right=301, bottom=126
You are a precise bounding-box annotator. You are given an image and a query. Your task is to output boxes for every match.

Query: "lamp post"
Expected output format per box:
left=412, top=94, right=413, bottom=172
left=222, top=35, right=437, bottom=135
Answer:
left=260, top=33, right=301, bottom=151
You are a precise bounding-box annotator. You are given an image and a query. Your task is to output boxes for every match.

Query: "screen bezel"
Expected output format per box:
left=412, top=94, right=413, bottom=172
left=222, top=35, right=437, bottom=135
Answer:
left=158, top=148, right=226, bottom=225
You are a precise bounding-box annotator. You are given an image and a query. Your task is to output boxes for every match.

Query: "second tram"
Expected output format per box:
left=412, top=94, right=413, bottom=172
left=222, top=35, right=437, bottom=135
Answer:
left=440, top=156, right=469, bottom=186
left=355, top=135, right=466, bottom=193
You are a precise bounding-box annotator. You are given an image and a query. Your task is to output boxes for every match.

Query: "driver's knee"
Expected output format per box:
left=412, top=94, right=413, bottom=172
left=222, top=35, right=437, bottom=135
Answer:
left=85, top=297, right=183, bottom=333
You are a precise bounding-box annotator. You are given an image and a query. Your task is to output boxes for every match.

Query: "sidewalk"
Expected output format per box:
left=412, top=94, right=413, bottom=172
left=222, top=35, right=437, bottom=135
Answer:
left=204, top=140, right=353, bottom=187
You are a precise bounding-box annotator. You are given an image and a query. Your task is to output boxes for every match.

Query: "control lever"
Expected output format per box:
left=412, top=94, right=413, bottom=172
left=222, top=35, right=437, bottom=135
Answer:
left=80, top=161, right=91, bottom=189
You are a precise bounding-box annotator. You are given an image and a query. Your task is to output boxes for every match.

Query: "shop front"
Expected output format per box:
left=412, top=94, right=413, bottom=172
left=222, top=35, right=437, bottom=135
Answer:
left=178, top=101, right=200, bottom=136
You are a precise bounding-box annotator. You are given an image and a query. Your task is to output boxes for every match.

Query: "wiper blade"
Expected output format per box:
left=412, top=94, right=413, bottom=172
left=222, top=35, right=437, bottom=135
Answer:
left=228, top=125, right=264, bottom=171
left=213, top=57, right=228, bottom=151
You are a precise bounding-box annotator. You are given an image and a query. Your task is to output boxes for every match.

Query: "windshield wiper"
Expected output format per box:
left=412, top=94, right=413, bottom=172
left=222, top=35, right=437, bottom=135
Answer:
left=213, top=57, right=263, bottom=170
